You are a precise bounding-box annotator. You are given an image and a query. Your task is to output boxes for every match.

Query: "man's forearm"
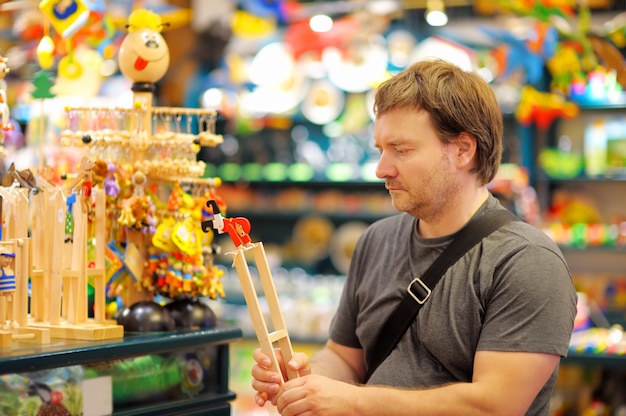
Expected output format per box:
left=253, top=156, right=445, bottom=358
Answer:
left=353, top=382, right=526, bottom=416
left=310, top=348, right=361, bottom=383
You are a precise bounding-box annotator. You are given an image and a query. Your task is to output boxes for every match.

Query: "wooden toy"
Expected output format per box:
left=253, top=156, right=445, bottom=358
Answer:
left=202, top=200, right=298, bottom=383
left=0, top=244, right=16, bottom=327
left=6, top=159, right=123, bottom=342
left=0, top=187, right=29, bottom=320
left=0, top=238, right=50, bottom=348
left=29, top=170, right=64, bottom=324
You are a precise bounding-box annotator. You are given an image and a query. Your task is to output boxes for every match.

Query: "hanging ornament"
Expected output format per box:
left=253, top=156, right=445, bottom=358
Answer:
left=39, top=0, right=92, bottom=39
left=36, top=35, right=55, bottom=70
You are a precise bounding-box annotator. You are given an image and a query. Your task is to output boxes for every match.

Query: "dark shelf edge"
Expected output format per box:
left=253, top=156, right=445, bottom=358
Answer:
left=113, top=392, right=237, bottom=416
left=0, top=325, right=243, bottom=375
left=564, top=350, right=626, bottom=369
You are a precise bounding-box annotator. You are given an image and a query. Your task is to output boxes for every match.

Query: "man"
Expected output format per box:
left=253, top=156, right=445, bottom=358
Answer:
left=251, top=58, right=577, bottom=416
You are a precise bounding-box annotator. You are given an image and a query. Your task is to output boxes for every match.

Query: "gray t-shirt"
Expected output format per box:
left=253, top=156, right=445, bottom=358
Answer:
left=329, top=195, right=577, bottom=415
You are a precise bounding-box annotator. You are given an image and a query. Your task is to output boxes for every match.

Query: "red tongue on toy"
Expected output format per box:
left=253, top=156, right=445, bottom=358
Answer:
left=134, top=57, right=148, bottom=70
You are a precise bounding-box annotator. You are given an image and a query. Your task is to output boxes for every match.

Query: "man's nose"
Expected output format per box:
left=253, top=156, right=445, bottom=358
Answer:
left=375, top=154, right=395, bottom=179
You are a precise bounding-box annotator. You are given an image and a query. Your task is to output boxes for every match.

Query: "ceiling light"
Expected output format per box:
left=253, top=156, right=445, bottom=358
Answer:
left=310, top=14, right=333, bottom=33
left=425, top=0, right=448, bottom=27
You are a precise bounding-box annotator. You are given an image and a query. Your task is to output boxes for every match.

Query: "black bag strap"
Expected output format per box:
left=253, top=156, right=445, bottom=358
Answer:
left=363, top=209, right=519, bottom=383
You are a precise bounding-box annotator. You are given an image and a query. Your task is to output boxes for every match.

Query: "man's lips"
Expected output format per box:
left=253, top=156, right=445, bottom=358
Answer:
left=385, top=183, right=402, bottom=191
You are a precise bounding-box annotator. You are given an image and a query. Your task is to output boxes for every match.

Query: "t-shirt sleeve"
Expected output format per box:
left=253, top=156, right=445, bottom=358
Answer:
left=328, top=236, right=366, bottom=349
left=477, top=244, right=577, bottom=357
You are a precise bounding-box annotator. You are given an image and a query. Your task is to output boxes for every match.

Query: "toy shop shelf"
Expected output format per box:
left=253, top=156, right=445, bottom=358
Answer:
left=232, top=209, right=389, bottom=223
left=538, top=174, right=626, bottom=183
left=114, top=394, right=233, bottom=416
left=564, top=350, right=626, bottom=369
left=558, top=245, right=626, bottom=253
left=0, top=323, right=242, bottom=375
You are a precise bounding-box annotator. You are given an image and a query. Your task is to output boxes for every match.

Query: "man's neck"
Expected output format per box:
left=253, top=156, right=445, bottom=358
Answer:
left=417, top=187, right=490, bottom=238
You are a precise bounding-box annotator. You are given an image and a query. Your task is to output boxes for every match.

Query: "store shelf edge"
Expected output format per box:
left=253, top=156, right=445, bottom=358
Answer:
left=0, top=324, right=243, bottom=375
left=113, top=393, right=236, bottom=416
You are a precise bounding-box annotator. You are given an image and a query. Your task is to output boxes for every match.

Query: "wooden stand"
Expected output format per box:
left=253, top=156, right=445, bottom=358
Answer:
left=0, top=327, right=50, bottom=348
left=229, top=242, right=298, bottom=383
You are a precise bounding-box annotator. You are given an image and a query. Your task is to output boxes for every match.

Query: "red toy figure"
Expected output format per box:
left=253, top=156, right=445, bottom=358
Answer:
left=201, top=200, right=252, bottom=247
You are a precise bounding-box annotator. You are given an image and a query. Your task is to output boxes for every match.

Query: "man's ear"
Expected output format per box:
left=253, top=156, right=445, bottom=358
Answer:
left=455, top=132, right=477, bottom=168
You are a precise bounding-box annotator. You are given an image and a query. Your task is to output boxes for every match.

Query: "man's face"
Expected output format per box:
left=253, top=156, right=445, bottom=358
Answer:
left=373, top=107, right=460, bottom=222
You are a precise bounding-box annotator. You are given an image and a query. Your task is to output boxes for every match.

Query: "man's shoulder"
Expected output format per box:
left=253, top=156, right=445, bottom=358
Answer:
left=483, top=210, right=565, bottom=261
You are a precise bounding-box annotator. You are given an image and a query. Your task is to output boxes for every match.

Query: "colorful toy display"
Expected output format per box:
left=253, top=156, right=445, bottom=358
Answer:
left=54, top=8, right=227, bottom=332
left=0, top=6, right=228, bottom=343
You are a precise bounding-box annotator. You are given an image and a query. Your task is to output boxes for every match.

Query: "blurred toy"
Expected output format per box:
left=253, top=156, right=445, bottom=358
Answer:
left=0, top=53, right=12, bottom=157
left=587, top=34, right=626, bottom=88
left=68, top=156, right=95, bottom=214
left=480, top=25, right=550, bottom=84
left=547, top=42, right=583, bottom=96
left=28, top=380, right=71, bottom=415
left=39, top=0, right=92, bottom=39
left=515, top=85, right=579, bottom=130
left=118, top=9, right=170, bottom=85
left=538, top=148, right=584, bottom=179
left=546, top=189, right=602, bottom=225
left=495, top=0, right=574, bottom=21
left=1, top=163, right=38, bottom=190
left=0, top=54, right=12, bottom=131
left=0, top=366, right=83, bottom=415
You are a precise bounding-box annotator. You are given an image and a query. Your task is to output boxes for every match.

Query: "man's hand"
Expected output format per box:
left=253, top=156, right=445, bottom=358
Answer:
left=251, top=348, right=311, bottom=407
left=276, top=374, right=361, bottom=416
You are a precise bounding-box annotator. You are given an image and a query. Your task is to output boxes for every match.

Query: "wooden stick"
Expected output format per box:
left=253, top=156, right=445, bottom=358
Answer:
left=229, top=242, right=298, bottom=383
left=48, top=190, right=64, bottom=325
left=93, top=189, right=106, bottom=323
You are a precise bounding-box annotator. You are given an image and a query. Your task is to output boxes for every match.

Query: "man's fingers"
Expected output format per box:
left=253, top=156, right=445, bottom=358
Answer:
left=255, top=392, right=268, bottom=407
left=252, top=348, right=272, bottom=369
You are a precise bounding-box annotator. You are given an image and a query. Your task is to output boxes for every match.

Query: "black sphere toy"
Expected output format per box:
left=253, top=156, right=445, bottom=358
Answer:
left=81, top=134, right=92, bottom=144
left=116, top=301, right=176, bottom=332
left=165, top=298, right=217, bottom=329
